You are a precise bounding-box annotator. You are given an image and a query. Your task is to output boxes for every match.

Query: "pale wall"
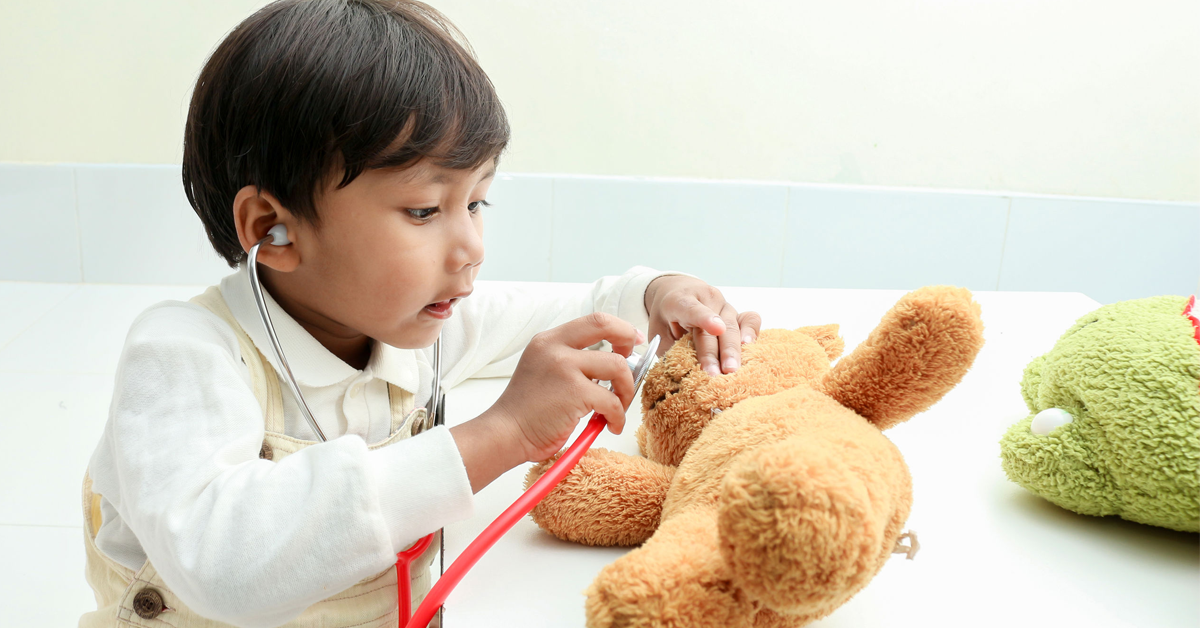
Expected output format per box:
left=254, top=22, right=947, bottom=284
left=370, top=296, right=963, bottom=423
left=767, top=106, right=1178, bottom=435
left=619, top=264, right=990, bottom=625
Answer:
left=1, top=0, right=1197, bottom=201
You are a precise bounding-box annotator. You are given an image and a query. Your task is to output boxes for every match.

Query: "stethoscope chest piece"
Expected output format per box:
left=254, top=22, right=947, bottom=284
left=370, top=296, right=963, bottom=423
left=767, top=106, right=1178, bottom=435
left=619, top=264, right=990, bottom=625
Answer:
left=629, top=335, right=661, bottom=393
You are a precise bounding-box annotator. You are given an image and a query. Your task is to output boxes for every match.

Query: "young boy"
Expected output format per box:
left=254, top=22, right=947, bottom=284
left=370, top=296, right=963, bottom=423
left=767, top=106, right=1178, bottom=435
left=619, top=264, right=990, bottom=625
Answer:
left=80, top=1, right=760, bottom=626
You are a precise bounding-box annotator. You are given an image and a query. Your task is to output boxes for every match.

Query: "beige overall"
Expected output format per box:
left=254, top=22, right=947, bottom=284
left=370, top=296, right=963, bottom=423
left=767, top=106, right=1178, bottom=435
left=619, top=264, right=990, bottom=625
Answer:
left=80, top=286, right=441, bottom=628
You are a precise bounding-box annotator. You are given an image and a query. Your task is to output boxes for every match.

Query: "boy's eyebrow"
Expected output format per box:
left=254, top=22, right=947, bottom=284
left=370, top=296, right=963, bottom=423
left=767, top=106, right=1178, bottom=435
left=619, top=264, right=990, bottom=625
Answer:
left=429, top=166, right=496, bottom=185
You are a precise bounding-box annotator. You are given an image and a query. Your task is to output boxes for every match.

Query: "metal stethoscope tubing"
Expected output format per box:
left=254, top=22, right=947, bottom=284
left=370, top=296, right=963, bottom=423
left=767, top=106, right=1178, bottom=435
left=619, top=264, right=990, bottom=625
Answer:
left=247, top=225, right=445, bottom=444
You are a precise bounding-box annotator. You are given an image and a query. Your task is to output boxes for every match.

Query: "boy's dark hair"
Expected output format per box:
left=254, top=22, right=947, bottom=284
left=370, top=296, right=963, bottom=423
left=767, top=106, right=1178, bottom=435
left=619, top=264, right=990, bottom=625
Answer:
left=183, top=0, right=510, bottom=267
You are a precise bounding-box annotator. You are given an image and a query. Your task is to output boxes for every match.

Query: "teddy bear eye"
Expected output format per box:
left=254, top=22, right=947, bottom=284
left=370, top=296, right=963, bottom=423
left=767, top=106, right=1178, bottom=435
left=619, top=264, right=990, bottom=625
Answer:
left=1030, top=407, right=1074, bottom=435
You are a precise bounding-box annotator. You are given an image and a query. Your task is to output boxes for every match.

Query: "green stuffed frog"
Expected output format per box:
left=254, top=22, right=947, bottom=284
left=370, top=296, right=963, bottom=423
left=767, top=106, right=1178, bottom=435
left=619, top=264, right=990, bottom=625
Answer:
left=1000, top=295, right=1200, bottom=533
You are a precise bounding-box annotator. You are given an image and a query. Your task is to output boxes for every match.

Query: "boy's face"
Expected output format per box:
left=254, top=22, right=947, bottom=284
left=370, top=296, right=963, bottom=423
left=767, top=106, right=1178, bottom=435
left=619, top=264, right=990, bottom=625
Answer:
left=269, top=158, right=493, bottom=355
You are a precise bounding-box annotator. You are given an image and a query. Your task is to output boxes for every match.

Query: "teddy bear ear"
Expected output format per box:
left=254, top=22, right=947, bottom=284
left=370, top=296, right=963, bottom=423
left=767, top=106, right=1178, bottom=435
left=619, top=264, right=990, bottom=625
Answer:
left=793, top=324, right=845, bottom=362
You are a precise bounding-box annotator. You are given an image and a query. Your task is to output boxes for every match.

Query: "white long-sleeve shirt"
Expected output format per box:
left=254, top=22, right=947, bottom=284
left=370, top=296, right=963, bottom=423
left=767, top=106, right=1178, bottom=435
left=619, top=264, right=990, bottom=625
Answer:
left=87, top=264, right=671, bottom=627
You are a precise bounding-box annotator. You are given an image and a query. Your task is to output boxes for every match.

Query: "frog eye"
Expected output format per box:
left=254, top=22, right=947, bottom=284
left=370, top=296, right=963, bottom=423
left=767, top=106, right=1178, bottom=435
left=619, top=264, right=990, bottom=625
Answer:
left=1031, top=408, right=1074, bottom=435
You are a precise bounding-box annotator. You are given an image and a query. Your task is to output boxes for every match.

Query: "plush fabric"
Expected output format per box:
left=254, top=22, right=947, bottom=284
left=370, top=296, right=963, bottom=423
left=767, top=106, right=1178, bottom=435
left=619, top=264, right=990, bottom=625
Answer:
left=525, top=286, right=985, bottom=627
left=1000, top=295, right=1200, bottom=533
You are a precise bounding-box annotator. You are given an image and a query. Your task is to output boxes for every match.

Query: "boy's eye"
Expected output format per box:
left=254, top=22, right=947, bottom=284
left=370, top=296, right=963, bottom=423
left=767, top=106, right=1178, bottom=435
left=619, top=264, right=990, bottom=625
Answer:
left=407, top=207, right=439, bottom=220
left=407, top=200, right=489, bottom=221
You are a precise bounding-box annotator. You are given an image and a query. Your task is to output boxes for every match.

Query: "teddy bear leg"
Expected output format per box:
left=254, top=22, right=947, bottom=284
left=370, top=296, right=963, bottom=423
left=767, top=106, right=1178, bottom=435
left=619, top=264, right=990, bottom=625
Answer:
left=717, top=436, right=899, bottom=622
left=525, top=448, right=675, bottom=547
left=584, top=508, right=757, bottom=628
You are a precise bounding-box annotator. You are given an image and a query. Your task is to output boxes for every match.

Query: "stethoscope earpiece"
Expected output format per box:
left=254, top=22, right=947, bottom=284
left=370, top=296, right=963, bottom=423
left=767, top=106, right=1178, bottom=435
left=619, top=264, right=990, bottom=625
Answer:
left=267, top=224, right=290, bottom=246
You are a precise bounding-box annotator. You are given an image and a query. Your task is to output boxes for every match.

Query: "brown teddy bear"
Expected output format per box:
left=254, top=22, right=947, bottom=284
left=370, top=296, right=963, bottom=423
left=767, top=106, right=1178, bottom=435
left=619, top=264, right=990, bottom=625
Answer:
left=524, top=285, right=985, bottom=627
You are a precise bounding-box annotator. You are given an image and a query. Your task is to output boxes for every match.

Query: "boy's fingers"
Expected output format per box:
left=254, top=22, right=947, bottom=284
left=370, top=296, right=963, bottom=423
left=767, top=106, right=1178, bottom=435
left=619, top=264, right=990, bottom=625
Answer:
left=675, top=296, right=728, bottom=338
left=672, top=294, right=726, bottom=375
left=553, top=312, right=641, bottom=354
left=592, top=404, right=626, bottom=435
left=650, top=322, right=686, bottom=356
left=693, top=326, right=720, bottom=376
left=582, top=378, right=628, bottom=435
left=716, top=303, right=742, bottom=374
left=579, top=350, right=636, bottom=413
left=737, top=311, right=762, bottom=344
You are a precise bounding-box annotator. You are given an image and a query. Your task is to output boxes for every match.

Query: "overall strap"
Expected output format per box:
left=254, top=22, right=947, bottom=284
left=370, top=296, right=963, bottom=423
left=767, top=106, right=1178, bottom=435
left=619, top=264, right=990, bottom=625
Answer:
left=388, top=383, right=417, bottom=434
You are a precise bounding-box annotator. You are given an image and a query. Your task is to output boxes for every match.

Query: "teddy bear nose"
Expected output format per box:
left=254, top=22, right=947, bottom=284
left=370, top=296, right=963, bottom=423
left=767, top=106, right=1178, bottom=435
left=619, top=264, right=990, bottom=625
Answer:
left=1031, top=408, right=1074, bottom=435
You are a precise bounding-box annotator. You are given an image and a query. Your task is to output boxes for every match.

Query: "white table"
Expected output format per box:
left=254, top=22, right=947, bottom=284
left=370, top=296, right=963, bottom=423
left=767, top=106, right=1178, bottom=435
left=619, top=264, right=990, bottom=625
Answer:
left=436, top=287, right=1200, bottom=628
left=0, top=282, right=1195, bottom=627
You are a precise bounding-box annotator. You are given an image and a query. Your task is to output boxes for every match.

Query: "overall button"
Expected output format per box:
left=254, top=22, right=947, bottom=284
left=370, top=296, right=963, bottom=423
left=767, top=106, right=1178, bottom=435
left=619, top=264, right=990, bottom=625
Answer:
left=133, top=588, right=165, bottom=619
left=410, top=411, right=428, bottom=436
left=259, top=441, right=273, bottom=461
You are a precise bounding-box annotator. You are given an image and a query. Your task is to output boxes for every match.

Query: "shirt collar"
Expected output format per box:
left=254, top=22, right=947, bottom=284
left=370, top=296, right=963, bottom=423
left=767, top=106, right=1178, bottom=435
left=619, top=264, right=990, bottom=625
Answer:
left=220, top=264, right=423, bottom=394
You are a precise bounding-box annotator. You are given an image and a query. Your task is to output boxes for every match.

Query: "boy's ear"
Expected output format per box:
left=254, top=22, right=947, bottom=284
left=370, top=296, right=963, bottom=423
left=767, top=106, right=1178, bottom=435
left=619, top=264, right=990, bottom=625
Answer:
left=232, top=185, right=301, bottom=272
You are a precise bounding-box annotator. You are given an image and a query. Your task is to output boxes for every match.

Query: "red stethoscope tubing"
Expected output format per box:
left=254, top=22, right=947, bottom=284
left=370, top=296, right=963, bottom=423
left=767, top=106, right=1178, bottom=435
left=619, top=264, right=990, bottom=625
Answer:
left=395, top=533, right=434, bottom=624
left=396, top=413, right=609, bottom=628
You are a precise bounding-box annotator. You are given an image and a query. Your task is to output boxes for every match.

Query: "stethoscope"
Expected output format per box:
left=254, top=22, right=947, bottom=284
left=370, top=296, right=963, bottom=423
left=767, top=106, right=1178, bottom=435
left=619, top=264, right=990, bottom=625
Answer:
left=249, top=225, right=660, bottom=627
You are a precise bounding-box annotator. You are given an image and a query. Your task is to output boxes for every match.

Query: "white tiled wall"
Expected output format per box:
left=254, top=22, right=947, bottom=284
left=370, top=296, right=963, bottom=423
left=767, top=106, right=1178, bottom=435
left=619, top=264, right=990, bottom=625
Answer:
left=782, top=187, right=1011, bottom=292
left=74, top=164, right=233, bottom=285
left=477, top=174, right=553, bottom=282
left=997, top=197, right=1200, bottom=305
left=550, top=177, right=790, bottom=287
left=2, top=163, right=1197, bottom=303
left=0, top=165, right=82, bottom=282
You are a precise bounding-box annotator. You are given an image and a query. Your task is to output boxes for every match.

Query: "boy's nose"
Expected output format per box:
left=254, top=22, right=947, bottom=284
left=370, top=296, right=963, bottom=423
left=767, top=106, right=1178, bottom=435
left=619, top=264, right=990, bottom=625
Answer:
left=449, top=208, right=485, bottom=272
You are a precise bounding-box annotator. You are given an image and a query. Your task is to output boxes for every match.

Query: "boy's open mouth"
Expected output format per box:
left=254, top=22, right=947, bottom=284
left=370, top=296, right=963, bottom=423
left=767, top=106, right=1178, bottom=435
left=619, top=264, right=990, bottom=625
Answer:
left=423, top=298, right=461, bottom=317
left=424, top=289, right=472, bottom=318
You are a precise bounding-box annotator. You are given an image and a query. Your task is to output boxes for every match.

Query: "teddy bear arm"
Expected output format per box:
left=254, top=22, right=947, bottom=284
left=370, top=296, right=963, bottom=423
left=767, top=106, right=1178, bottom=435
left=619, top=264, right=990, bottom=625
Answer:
left=822, top=285, right=984, bottom=430
left=525, top=448, right=675, bottom=547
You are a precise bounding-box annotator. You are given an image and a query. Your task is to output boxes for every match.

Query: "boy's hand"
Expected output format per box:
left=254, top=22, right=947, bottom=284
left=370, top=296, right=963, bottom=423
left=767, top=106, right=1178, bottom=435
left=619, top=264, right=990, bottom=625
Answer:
left=644, top=275, right=762, bottom=376
left=491, top=313, right=643, bottom=462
